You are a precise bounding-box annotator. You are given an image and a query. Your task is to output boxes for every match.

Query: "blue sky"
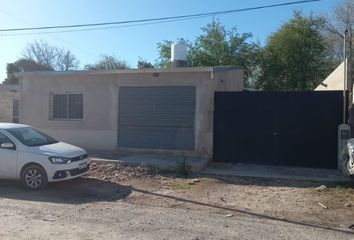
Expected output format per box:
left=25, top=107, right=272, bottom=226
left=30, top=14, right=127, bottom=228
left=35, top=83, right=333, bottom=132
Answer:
left=0, top=0, right=342, bottom=81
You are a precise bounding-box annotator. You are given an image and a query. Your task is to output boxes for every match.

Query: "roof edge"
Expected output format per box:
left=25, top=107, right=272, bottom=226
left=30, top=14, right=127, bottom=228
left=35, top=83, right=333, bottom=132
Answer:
left=0, top=84, right=19, bottom=91
left=14, top=66, right=243, bottom=78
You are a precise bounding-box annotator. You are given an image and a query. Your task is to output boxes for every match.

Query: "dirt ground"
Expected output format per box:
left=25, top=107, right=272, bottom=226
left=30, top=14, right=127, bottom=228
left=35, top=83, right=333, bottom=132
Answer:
left=0, top=161, right=353, bottom=239
left=88, top=161, right=354, bottom=230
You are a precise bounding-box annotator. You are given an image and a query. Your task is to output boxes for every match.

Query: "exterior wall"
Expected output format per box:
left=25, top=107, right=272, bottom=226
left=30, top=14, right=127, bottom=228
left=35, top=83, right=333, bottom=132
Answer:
left=18, top=67, right=243, bottom=158
left=0, top=85, right=18, bottom=123
left=316, top=61, right=346, bottom=91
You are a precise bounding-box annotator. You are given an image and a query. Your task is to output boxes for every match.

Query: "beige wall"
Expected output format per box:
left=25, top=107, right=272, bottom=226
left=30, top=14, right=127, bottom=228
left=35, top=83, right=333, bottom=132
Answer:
left=18, top=67, right=243, bottom=158
left=0, top=85, right=18, bottom=123
left=316, top=61, right=346, bottom=91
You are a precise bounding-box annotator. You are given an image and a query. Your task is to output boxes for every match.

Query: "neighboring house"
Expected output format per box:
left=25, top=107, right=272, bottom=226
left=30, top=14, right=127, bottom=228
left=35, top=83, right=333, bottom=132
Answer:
left=0, top=84, right=19, bottom=123
left=15, top=66, right=243, bottom=159
left=315, top=61, right=347, bottom=91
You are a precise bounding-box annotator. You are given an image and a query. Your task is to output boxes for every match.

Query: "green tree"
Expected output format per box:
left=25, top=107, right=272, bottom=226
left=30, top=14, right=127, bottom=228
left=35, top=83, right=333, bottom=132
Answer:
left=4, top=58, right=52, bottom=84
left=325, top=0, right=354, bottom=91
left=137, top=58, right=154, bottom=69
left=155, top=40, right=173, bottom=68
left=85, top=55, right=130, bottom=70
left=155, top=21, right=260, bottom=86
left=190, top=21, right=260, bottom=82
left=255, top=12, right=333, bottom=90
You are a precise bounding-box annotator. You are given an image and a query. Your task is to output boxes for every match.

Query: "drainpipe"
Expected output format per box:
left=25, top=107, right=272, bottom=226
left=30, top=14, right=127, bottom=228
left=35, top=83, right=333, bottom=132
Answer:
left=344, top=29, right=348, bottom=123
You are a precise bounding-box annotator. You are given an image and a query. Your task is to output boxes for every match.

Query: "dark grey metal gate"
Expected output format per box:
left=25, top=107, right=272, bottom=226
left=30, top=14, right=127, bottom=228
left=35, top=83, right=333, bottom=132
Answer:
left=213, top=91, right=345, bottom=169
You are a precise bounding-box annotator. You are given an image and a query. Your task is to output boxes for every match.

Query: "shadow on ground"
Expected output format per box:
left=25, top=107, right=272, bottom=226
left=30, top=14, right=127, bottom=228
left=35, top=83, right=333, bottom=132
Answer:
left=0, top=177, right=132, bottom=204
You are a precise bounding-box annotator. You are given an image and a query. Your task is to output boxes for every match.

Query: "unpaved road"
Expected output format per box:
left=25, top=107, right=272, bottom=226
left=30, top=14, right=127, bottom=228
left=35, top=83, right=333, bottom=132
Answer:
left=0, top=177, right=353, bottom=240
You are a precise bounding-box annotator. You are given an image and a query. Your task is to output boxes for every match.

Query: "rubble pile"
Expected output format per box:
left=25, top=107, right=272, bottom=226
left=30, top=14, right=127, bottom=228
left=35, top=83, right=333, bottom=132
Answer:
left=88, top=162, right=160, bottom=182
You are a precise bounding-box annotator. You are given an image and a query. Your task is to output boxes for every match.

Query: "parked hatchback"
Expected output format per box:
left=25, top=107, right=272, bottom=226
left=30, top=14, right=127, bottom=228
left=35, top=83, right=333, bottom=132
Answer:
left=0, top=123, right=91, bottom=190
left=341, top=139, right=354, bottom=179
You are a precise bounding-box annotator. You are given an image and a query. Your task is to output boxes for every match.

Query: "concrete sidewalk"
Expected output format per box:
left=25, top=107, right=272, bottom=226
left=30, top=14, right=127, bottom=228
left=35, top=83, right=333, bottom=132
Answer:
left=202, top=162, right=349, bottom=182
left=89, top=151, right=209, bottom=172
left=88, top=151, right=349, bottom=182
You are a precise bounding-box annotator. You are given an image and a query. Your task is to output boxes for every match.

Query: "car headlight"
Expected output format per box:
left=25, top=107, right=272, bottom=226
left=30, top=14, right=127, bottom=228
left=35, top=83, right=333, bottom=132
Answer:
left=48, top=156, right=71, bottom=164
left=348, top=146, right=354, bottom=156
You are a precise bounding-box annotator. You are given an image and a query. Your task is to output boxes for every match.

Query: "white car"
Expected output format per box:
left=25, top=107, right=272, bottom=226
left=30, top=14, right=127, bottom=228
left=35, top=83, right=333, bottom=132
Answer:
left=341, top=139, right=354, bottom=179
left=0, top=123, right=91, bottom=190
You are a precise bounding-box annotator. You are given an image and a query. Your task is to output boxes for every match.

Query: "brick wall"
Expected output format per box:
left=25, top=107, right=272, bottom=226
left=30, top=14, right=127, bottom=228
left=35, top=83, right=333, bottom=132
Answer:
left=0, top=85, right=19, bottom=123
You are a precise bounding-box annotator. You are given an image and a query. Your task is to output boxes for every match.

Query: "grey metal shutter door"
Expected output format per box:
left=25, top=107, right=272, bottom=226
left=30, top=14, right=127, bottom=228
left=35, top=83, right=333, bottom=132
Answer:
left=118, top=86, right=195, bottom=150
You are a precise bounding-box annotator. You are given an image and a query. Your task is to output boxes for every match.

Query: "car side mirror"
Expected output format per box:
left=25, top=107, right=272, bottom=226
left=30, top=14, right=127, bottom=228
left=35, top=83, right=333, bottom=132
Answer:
left=0, top=142, right=15, bottom=150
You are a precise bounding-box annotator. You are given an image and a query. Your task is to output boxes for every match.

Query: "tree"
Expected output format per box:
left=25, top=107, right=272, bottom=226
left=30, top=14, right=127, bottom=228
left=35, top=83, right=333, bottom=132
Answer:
left=84, top=55, right=129, bottom=70
left=155, top=22, right=260, bottom=86
left=325, top=0, right=354, bottom=91
left=191, top=21, right=260, bottom=84
left=255, top=12, right=333, bottom=91
left=56, top=49, right=80, bottom=71
left=137, top=58, right=154, bottom=69
left=156, top=40, right=173, bottom=67
left=3, top=58, right=52, bottom=84
left=22, top=40, right=79, bottom=71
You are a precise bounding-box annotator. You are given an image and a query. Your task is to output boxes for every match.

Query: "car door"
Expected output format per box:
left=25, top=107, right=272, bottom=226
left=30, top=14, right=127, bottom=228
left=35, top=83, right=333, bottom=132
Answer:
left=0, top=132, right=18, bottom=179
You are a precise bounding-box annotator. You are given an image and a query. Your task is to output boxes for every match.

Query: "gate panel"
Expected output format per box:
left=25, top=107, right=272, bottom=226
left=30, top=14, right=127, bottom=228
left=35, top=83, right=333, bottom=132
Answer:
left=213, top=91, right=344, bottom=169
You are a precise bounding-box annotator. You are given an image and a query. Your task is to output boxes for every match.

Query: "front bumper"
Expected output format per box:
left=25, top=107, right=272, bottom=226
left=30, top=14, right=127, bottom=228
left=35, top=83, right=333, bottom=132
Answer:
left=47, top=157, right=91, bottom=182
left=52, top=164, right=90, bottom=180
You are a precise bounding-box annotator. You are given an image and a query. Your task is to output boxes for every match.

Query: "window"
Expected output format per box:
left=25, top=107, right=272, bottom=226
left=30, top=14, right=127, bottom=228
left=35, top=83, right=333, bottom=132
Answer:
left=49, top=92, right=83, bottom=120
left=0, top=133, right=16, bottom=150
left=6, top=127, right=58, bottom=147
left=12, top=99, right=19, bottom=123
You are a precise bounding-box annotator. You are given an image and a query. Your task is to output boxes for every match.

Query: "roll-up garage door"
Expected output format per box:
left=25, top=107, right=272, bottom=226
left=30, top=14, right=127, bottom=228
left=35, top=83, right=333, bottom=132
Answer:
left=118, top=86, right=196, bottom=150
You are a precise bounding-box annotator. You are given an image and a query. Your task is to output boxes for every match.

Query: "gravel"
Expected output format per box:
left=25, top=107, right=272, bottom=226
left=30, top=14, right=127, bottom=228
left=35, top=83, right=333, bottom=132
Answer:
left=0, top=161, right=353, bottom=239
left=89, top=161, right=160, bottom=182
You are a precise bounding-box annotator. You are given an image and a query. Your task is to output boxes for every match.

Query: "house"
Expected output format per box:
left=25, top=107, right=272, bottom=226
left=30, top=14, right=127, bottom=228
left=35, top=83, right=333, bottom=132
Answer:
left=315, top=61, right=348, bottom=91
left=0, top=84, right=19, bottom=123
left=15, top=66, right=243, bottom=159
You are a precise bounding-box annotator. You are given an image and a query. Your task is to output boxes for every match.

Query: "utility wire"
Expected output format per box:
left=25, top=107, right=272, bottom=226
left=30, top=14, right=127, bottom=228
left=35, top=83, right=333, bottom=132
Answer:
left=0, top=0, right=323, bottom=33
left=0, top=15, right=206, bottom=37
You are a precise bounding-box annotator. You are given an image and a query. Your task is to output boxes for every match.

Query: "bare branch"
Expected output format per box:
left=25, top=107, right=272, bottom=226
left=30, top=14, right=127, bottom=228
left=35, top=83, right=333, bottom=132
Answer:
left=21, top=40, right=79, bottom=71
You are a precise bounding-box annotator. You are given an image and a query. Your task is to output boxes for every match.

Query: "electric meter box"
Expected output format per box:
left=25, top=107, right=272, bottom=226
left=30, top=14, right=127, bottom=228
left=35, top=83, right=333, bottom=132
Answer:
left=338, top=123, right=351, bottom=169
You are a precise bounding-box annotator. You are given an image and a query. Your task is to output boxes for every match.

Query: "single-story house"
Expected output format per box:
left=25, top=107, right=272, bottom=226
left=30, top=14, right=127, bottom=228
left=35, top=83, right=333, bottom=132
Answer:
left=315, top=61, right=349, bottom=92
left=0, top=84, right=19, bottom=123
left=15, top=66, right=243, bottom=159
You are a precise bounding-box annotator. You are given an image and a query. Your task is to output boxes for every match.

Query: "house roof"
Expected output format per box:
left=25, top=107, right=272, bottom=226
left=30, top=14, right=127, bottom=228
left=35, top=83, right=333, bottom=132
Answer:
left=315, top=61, right=345, bottom=91
left=14, top=66, right=243, bottom=78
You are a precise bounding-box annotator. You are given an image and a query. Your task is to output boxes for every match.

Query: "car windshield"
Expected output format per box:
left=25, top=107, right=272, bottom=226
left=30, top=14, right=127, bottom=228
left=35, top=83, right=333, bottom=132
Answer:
left=6, top=127, right=58, bottom=147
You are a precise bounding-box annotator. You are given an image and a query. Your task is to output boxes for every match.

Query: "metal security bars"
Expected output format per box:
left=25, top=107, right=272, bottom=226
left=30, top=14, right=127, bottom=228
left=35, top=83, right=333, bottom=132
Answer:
left=49, top=92, right=83, bottom=120
left=12, top=99, right=19, bottom=123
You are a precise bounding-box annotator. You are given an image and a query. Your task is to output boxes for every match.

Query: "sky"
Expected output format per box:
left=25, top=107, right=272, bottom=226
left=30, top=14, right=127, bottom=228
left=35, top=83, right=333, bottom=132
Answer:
left=0, top=0, right=343, bottom=82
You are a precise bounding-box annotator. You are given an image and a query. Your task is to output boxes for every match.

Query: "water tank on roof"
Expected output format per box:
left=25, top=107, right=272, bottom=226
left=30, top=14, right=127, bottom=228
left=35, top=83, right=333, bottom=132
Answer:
left=171, top=42, right=188, bottom=67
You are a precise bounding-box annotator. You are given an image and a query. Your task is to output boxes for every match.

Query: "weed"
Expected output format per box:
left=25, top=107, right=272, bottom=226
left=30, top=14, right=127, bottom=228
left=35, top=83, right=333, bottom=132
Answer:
left=159, top=158, right=191, bottom=177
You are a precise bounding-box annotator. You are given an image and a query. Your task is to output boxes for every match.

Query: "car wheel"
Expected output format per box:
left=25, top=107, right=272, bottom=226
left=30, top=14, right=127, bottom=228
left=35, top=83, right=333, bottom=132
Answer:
left=21, top=165, right=48, bottom=190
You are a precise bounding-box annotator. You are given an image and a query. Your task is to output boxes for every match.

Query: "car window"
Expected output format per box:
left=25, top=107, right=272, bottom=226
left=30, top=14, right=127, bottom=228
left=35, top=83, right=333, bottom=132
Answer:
left=6, top=127, right=58, bottom=147
left=0, top=132, right=16, bottom=150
